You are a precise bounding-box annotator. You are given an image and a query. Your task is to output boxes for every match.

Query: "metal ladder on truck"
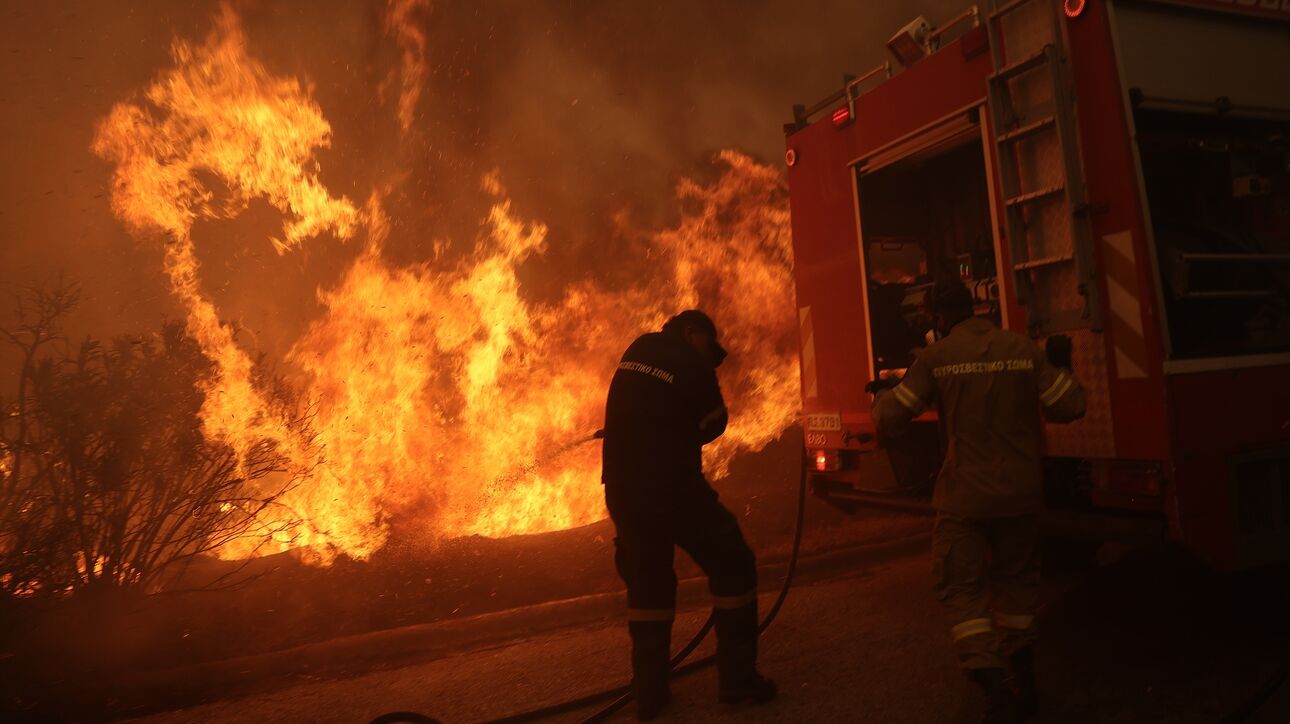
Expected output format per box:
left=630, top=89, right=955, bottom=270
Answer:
left=984, top=0, right=1101, bottom=335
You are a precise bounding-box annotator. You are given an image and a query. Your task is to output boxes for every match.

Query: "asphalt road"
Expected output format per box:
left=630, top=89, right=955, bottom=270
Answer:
left=134, top=543, right=1290, bottom=724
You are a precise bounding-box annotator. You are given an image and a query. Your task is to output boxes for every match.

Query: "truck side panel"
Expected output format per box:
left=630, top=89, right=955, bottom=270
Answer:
left=1066, top=1, right=1172, bottom=461
left=788, top=144, right=870, bottom=419
left=1170, top=366, right=1290, bottom=569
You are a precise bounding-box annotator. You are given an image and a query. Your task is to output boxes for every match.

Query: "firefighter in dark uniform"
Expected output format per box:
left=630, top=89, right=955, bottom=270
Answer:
left=601, top=310, right=776, bottom=721
left=872, top=280, right=1086, bottom=723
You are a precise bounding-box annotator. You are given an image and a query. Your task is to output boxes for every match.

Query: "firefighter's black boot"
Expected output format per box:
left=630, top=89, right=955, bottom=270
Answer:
left=714, top=601, right=777, bottom=705
left=628, top=620, right=672, bottom=721
left=1009, top=645, right=1037, bottom=719
left=970, top=667, right=1021, bottom=724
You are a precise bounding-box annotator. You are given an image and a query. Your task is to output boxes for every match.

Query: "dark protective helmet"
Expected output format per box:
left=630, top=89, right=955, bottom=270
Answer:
left=663, top=309, right=728, bottom=366
left=927, top=278, right=975, bottom=318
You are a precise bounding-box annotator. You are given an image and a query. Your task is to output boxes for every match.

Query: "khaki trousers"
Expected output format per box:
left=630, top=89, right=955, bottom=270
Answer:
left=933, top=513, right=1040, bottom=670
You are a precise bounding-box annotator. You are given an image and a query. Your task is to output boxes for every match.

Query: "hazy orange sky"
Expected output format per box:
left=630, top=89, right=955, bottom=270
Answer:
left=0, top=0, right=966, bottom=359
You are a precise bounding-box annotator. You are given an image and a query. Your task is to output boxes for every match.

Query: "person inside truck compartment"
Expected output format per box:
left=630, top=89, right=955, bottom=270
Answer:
left=868, top=240, right=933, bottom=369
left=869, top=282, right=926, bottom=370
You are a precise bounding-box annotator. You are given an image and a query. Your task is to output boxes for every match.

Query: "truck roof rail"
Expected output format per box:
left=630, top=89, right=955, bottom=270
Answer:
left=785, top=5, right=981, bottom=134
left=786, top=62, right=891, bottom=133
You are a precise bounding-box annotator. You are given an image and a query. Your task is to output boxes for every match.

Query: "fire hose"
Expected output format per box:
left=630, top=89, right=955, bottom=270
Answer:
left=370, top=441, right=810, bottom=724
left=356, top=431, right=1290, bottom=724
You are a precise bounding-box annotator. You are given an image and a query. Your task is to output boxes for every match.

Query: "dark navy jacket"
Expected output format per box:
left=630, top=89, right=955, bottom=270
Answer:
left=601, top=331, right=728, bottom=497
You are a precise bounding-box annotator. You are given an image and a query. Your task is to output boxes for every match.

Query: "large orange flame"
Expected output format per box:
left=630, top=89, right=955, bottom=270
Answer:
left=92, top=4, right=363, bottom=558
left=93, top=5, right=799, bottom=562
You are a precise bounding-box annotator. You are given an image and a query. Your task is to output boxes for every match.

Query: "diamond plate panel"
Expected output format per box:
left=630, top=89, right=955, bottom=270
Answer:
left=1033, top=262, right=1086, bottom=328
left=1044, top=328, right=1116, bottom=459
left=1006, top=67, right=1056, bottom=126
left=1014, top=131, right=1065, bottom=196
left=1001, top=0, right=1054, bottom=61
left=1027, top=191, right=1074, bottom=260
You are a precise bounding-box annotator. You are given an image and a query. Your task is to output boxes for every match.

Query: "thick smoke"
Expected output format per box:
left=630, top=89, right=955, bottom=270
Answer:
left=2, top=0, right=971, bottom=557
left=2, top=0, right=966, bottom=347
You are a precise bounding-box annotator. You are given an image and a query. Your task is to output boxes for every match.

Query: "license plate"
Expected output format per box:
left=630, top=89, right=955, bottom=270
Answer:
left=805, top=413, right=841, bottom=432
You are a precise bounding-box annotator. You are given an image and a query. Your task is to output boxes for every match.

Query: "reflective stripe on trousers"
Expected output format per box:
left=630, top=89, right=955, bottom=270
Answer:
left=933, top=514, right=1040, bottom=669
left=951, top=617, right=993, bottom=641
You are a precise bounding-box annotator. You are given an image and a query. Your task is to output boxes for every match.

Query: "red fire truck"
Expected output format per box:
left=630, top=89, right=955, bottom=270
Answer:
left=784, top=0, right=1290, bottom=569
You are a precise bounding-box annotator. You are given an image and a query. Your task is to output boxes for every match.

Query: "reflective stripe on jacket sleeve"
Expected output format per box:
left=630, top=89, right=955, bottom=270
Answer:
left=892, top=383, right=927, bottom=414
left=1040, top=371, right=1074, bottom=408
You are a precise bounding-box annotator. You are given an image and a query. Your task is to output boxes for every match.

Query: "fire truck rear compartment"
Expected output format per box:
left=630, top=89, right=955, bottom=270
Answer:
left=857, top=134, right=999, bottom=376
left=807, top=133, right=999, bottom=506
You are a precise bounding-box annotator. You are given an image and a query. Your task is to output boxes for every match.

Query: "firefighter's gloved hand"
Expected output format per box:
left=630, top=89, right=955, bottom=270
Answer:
left=1046, top=334, right=1074, bottom=371
left=865, top=377, right=900, bottom=395
left=698, top=406, right=729, bottom=445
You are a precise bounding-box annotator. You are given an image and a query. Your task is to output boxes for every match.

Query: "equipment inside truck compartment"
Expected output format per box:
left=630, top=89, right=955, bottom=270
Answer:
left=856, top=135, right=1000, bottom=373
left=1135, top=109, right=1290, bottom=360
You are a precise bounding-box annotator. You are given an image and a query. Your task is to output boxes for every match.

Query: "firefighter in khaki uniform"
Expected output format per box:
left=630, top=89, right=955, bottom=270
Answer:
left=872, top=280, right=1086, bottom=723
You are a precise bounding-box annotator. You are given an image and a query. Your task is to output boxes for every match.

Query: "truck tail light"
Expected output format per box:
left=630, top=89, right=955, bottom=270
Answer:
left=812, top=449, right=841, bottom=472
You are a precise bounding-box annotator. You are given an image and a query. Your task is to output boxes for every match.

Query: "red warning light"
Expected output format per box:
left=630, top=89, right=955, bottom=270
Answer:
left=1064, top=0, right=1086, bottom=18
left=785, top=148, right=798, bottom=167
left=814, top=450, right=830, bottom=471
left=831, top=106, right=853, bottom=127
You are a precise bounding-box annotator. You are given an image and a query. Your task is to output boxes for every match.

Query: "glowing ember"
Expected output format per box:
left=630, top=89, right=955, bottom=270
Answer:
left=93, top=4, right=798, bottom=563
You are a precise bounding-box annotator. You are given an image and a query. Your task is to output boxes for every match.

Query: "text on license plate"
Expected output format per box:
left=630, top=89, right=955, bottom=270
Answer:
left=805, top=413, right=841, bottom=432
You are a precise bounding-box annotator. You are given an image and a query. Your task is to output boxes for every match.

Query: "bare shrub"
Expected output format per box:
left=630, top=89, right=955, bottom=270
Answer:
left=0, top=283, right=309, bottom=597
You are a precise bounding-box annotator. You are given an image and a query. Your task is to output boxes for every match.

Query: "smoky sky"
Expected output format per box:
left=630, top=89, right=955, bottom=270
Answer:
left=0, top=0, right=966, bottom=367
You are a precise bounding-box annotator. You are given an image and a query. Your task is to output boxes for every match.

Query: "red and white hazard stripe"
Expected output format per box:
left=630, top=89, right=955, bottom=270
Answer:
left=1102, top=230, right=1149, bottom=379
left=799, top=306, right=819, bottom=398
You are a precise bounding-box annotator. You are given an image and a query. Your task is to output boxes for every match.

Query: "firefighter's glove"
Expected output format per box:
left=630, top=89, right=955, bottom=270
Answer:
left=1046, top=334, right=1074, bottom=371
left=865, top=377, right=900, bottom=395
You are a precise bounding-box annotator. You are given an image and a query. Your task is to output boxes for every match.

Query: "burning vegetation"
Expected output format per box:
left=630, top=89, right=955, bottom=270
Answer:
left=1, top=1, right=799, bottom=591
